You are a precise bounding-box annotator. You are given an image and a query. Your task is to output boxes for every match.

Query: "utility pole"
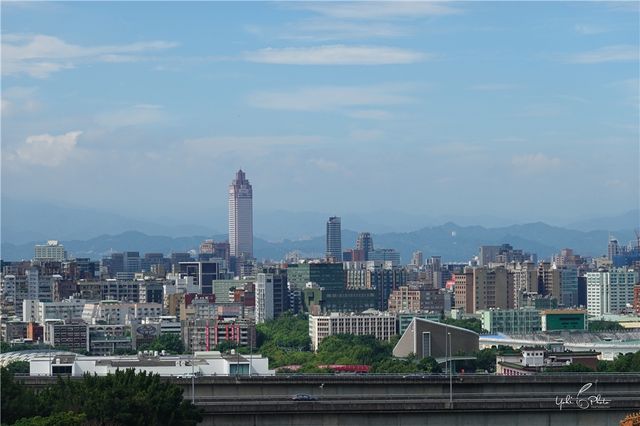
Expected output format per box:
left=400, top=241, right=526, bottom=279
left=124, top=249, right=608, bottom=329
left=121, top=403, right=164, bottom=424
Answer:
left=448, top=332, right=452, bottom=405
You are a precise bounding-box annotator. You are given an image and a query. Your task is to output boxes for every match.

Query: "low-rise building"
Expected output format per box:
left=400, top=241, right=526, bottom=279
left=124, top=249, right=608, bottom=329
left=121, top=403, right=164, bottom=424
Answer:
left=182, top=318, right=256, bottom=352
left=45, top=320, right=88, bottom=352
left=479, top=308, right=541, bottom=334
left=309, top=310, right=396, bottom=351
left=81, top=301, right=163, bottom=325
left=496, top=346, right=601, bottom=375
left=29, top=351, right=274, bottom=376
left=392, top=318, right=479, bottom=360
left=88, top=324, right=132, bottom=355
left=540, top=309, right=587, bottom=331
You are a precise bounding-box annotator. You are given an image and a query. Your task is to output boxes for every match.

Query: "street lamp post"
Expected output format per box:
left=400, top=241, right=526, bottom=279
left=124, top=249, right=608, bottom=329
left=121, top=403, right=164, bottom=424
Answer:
left=448, top=332, right=452, bottom=404
left=191, top=352, right=195, bottom=404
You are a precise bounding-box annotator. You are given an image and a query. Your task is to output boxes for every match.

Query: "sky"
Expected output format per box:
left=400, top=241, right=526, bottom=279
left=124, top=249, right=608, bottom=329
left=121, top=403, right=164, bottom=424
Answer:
left=2, top=1, right=639, bottom=231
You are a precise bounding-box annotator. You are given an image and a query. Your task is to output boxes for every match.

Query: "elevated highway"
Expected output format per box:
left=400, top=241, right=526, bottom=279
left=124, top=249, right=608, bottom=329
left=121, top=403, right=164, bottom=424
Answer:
left=20, top=373, right=640, bottom=425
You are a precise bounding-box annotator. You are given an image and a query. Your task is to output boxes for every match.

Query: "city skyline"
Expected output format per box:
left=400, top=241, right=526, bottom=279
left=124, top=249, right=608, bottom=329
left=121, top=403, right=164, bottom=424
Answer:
left=2, top=1, right=638, bottom=230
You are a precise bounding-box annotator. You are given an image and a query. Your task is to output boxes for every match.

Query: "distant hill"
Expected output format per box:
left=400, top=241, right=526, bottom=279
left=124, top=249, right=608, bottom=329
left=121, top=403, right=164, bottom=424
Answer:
left=2, top=224, right=633, bottom=263
left=565, top=209, right=639, bottom=232
left=0, top=197, right=218, bottom=244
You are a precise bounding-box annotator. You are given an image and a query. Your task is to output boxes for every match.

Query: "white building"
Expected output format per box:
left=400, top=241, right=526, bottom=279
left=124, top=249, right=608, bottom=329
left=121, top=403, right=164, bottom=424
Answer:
left=255, top=273, right=273, bottom=324
left=23, top=298, right=86, bottom=323
left=309, top=310, right=397, bottom=351
left=81, top=301, right=164, bottom=325
left=228, top=169, right=253, bottom=258
left=34, top=240, right=67, bottom=262
left=29, top=351, right=274, bottom=377
left=586, top=269, right=638, bottom=317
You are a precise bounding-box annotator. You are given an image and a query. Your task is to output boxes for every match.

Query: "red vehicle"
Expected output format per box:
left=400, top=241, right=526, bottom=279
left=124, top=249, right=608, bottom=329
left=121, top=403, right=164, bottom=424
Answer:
left=319, top=364, right=371, bottom=373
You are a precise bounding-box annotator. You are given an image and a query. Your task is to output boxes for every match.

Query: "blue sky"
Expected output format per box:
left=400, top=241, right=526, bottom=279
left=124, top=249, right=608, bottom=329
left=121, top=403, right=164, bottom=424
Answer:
left=2, top=1, right=639, bottom=230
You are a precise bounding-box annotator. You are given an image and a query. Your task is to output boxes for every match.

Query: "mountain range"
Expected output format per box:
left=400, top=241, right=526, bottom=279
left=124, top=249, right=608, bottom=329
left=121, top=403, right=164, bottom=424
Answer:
left=2, top=197, right=637, bottom=262
left=2, top=223, right=636, bottom=263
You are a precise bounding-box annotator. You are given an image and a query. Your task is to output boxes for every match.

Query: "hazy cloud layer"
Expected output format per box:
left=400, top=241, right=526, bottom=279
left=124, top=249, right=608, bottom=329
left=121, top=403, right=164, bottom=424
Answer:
left=243, top=45, right=428, bottom=65
left=567, top=45, right=639, bottom=64
left=248, top=84, right=416, bottom=112
left=2, top=34, right=177, bottom=78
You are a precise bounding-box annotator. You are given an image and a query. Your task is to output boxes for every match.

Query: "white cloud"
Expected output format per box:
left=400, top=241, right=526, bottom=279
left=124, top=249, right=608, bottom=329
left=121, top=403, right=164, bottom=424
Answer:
left=2, top=34, right=178, bottom=78
left=243, top=45, right=428, bottom=65
left=1, top=86, right=41, bottom=115
left=309, top=158, right=340, bottom=172
left=248, top=84, right=416, bottom=112
left=290, top=2, right=461, bottom=20
left=183, top=135, right=324, bottom=157
left=511, top=153, right=561, bottom=174
left=94, top=104, right=166, bottom=128
left=567, top=45, right=639, bottom=64
left=347, top=109, right=392, bottom=120
left=470, top=83, right=517, bottom=91
left=349, top=129, right=384, bottom=141
left=278, top=19, right=410, bottom=41
left=15, top=130, right=82, bottom=166
left=574, top=24, right=609, bottom=35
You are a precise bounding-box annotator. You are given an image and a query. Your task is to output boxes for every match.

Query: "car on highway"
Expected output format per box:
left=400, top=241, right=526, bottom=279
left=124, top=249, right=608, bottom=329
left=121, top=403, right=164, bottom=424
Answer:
left=291, top=393, right=317, bottom=401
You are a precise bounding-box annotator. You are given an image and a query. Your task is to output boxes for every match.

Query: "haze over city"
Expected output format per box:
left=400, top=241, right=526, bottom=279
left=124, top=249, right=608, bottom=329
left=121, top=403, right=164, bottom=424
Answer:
left=2, top=1, right=639, bottom=241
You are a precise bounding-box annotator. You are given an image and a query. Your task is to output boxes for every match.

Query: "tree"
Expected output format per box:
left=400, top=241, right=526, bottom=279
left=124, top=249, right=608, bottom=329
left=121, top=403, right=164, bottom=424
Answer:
left=3, top=368, right=202, bottom=426
left=556, top=363, right=594, bottom=372
left=256, top=313, right=311, bottom=351
left=139, top=333, right=185, bottom=354
left=5, top=360, right=30, bottom=375
left=474, top=348, right=498, bottom=373
left=441, top=318, right=484, bottom=334
left=417, top=356, right=442, bottom=373
left=1, top=367, right=38, bottom=425
left=588, top=320, right=624, bottom=331
left=12, top=411, right=86, bottom=426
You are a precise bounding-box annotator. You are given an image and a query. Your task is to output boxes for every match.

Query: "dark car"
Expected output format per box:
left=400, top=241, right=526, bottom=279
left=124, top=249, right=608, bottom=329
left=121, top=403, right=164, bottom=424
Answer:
left=291, top=393, right=317, bottom=401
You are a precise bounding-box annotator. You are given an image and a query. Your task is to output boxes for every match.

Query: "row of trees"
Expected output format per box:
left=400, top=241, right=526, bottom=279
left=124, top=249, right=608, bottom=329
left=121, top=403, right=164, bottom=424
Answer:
left=1, top=368, right=202, bottom=426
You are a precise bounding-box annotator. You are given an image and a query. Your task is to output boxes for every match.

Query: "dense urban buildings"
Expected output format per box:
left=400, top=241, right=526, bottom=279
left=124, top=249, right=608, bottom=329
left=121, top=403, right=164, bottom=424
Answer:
left=1, top=171, right=639, bottom=389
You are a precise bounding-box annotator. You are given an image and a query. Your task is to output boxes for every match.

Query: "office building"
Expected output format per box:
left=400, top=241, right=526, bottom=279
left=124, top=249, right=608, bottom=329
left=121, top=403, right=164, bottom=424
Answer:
left=309, top=311, right=397, bottom=351
left=34, top=240, right=67, bottom=262
left=179, top=260, right=225, bottom=294
left=255, top=268, right=288, bottom=324
left=453, top=271, right=473, bottom=313
left=228, top=169, right=253, bottom=258
left=356, top=232, right=374, bottom=261
left=472, top=266, right=512, bottom=313
left=326, top=217, right=342, bottom=261
left=586, top=269, right=639, bottom=316
left=411, top=251, right=424, bottom=267
left=287, top=262, right=344, bottom=291
left=368, top=249, right=400, bottom=266
left=387, top=286, right=444, bottom=314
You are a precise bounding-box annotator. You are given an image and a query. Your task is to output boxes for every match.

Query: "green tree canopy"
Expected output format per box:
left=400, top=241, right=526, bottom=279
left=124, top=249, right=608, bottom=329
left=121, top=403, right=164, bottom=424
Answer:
left=139, top=333, right=185, bottom=354
left=1, top=368, right=202, bottom=426
left=441, top=318, right=484, bottom=334
left=588, top=320, right=624, bottom=331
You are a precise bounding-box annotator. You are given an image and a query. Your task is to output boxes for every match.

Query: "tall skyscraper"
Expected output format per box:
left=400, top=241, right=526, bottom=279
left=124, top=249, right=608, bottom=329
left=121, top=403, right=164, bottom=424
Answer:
left=228, top=169, right=253, bottom=258
left=356, top=232, right=374, bottom=260
left=326, top=217, right=342, bottom=261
